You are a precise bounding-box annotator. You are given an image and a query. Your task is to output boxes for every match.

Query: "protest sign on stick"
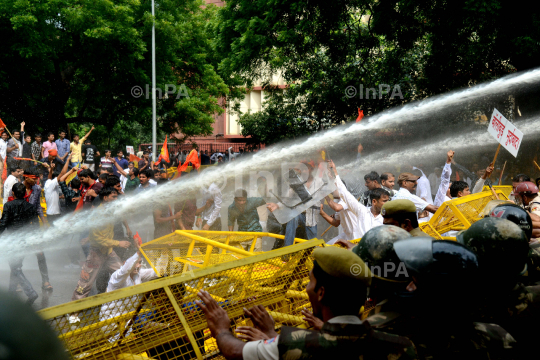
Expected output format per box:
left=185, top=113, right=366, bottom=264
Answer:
left=488, top=108, right=523, bottom=163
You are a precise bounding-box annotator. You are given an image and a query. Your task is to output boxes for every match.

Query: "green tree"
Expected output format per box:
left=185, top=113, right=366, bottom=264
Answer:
left=215, top=0, right=540, bottom=145
left=0, top=0, right=228, bottom=147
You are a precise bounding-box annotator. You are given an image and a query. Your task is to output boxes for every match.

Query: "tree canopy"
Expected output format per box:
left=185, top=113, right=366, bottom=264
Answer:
left=0, top=0, right=228, bottom=150
left=215, top=0, right=540, bottom=144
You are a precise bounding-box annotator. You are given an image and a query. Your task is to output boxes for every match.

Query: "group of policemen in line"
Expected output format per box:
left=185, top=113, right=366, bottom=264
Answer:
left=196, top=180, right=540, bottom=359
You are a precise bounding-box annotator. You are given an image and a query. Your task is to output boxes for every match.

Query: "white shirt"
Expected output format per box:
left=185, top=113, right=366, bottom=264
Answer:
left=335, top=175, right=383, bottom=237
left=200, top=183, right=222, bottom=226
left=434, top=163, right=452, bottom=207
left=428, top=172, right=439, bottom=195
left=44, top=178, right=61, bottom=215
left=0, top=139, right=7, bottom=160
left=210, top=153, right=224, bottom=162
left=120, top=168, right=130, bottom=191
left=242, top=315, right=362, bottom=360
left=414, top=169, right=433, bottom=205
left=392, top=187, right=430, bottom=213
left=3, top=175, right=19, bottom=205
left=332, top=199, right=360, bottom=241
left=472, top=177, right=486, bottom=194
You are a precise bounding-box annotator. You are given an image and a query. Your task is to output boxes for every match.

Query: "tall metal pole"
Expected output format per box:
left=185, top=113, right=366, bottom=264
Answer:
left=151, top=0, right=157, bottom=161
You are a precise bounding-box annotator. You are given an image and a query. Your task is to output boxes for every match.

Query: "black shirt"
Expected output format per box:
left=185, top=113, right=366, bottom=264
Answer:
left=82, top=144, right=98, bottom=164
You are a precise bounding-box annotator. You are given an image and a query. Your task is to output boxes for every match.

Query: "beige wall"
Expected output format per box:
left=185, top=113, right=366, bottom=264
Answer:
left=227, top=73, right=286, bottom=135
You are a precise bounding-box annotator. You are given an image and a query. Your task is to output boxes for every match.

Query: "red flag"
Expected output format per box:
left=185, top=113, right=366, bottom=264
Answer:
left=134, top=231, right=142, bottom=245
left=356, top=109, right=364, bottom=123
left=1, top=157, right=6, bottom=182
left=0, top=118, right=6, bottom=131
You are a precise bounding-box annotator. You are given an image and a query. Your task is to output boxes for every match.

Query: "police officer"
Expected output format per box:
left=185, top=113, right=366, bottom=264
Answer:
left=388, top=237, right=518, bottom=359
left=352, top=226, right=411, bottom=313
left=458, top=217, right=539, bottom=354
left=196, top=247, right=418, bottom=360
left=381, top=200, right=430, bottom=237
left=487, top=203, right=540, bottom=283
left=513, top=181, right=540, bottom=240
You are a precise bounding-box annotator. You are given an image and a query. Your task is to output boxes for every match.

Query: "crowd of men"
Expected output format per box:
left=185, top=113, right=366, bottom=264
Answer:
left=1, top=125, right=540, bottom=358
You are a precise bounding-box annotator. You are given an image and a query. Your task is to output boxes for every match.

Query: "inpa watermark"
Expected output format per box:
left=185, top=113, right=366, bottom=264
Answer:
left=350, top=261, right=409, bottom=278
left=131, top=84, right=190, bottom=99
left=345, top=84, right=403, bottom=100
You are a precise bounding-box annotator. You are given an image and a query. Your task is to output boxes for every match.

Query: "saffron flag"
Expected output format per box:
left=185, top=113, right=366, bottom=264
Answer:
left=130, top=154, right=141, bottom=168
left=134, top=231, right=142, bottom=245
left=0, top=118, right=6, bottom=131
left=356, top=109, right=364, bottom=123
left=156, top=137, right=170, bottom=164
left=173, top=149, right=200, bottom=179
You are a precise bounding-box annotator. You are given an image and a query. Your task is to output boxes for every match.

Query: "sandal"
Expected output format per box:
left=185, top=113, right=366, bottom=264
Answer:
left=42, top=282, right=53, bottom=291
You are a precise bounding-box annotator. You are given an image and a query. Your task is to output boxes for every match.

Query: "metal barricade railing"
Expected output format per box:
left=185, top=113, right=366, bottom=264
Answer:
left=140, top=230, right=304, bottom=277
left=39, top=240, right=324, bottom=360
left=419, top=186, right=512, bottom=239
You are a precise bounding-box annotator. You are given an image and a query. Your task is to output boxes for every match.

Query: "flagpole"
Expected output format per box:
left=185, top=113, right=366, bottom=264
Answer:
left=151, top=0, right=157, bottom=162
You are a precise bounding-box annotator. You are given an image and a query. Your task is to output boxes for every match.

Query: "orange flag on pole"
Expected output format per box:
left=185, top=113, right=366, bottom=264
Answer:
left=0, top=118, right=6, bottom=131
left=356, top=109, right=364, bottom=123
left=173, top=149, right=200, bottom=179
left=156, top=137, right=170, bottom=164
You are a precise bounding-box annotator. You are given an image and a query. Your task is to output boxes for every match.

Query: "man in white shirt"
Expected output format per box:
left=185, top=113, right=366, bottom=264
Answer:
left=3, top=166, right=23, bottom=205
left=434, top=150, right=454, bottom=207
left=319, top=189, right=360, bottom=243
left=392, top=172, right=438, bottom=215
left=100, top=246, right=157, bottom=322
left=210, top=152, right=224, bottom=163
left=328, top=160, right=387, bottom=238
left=471, top=163, right=494, bottom=194
left=197, top=182, right=222, bottom=231
left=44, top=164, right=62, bottom=223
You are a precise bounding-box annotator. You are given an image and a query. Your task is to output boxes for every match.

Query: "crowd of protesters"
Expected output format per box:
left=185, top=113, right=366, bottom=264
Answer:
left=2, top=124, right=540, bottom=358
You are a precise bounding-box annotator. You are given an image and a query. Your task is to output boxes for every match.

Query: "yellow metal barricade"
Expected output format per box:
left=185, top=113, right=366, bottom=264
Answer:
left=419, top=186, right=512, bottom=239
left=140, top=230, right=305, bottom=277
left=39, top=240, right=324, bottom=360
left=482, top=185, right=513, bottom=199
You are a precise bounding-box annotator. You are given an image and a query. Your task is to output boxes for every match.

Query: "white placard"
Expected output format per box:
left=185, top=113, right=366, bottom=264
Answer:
left=488, top=108, right=507, bottom=142
left=126, top=146, right=134, bottom=155
left=501, top=120, right=523, bottom=158
left=488, top=108, right=523, bottom=158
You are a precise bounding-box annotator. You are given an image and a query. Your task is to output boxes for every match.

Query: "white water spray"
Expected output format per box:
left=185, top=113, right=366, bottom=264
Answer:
left=3, top=68, right=540, bottom=258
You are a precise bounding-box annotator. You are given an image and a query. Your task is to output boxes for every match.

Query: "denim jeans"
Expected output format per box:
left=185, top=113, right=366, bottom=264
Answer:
left=284, top=213, right=317, bottom=247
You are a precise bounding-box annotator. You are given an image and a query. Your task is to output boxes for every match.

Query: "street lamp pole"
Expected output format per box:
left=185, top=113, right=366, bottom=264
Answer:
left=151, top=0, right=157, bottom=161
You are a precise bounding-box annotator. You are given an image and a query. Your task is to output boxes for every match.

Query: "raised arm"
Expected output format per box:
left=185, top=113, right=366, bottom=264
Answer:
left=83, top=125, right=95, bottom=141
left=434, top=150, right=453, bottom=207
left=111, top=158, right=128, bottom=177
left=325, top=195, right=344, bottom=212
left=48, top=163, right=55, bottom=180
left=320, top=204, right=340, bottom=227
left=58, top=154, right=72, bottom=180
left=472, top=164, right=494, bottom=194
